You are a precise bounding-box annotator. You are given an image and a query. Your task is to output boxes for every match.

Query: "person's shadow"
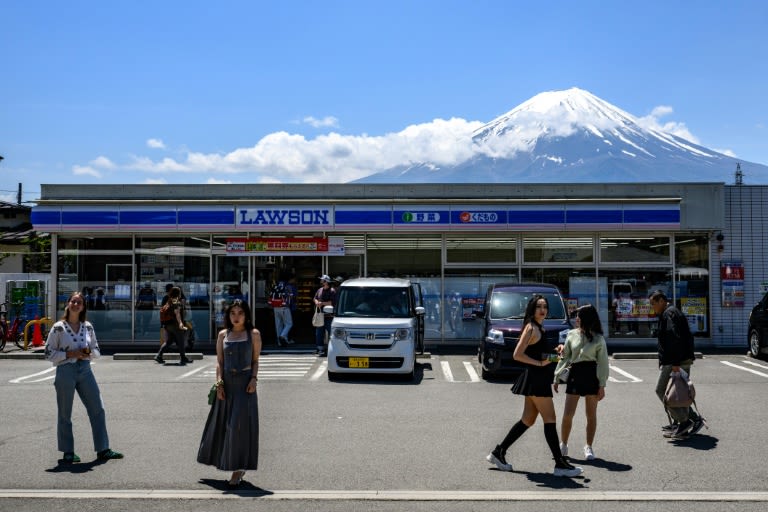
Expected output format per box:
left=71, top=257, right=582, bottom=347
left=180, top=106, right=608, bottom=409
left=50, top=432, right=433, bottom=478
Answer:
left=46, top=458, right=107, bottom=474
left=198, top=478, right=273, bottom=496
left=669, top=433, right=718, bottom=450
left=566, top=456, right=633, bottom=472
left=525, top=471, right=590, bottom=488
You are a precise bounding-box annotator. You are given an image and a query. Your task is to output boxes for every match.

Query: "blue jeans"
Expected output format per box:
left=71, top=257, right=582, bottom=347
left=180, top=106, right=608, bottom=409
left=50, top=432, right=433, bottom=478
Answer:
left=274, top=307, right=293, bottom=340
left=315, top=317, right=332, bottom=350
left=54, top=360, right=109, bottom=454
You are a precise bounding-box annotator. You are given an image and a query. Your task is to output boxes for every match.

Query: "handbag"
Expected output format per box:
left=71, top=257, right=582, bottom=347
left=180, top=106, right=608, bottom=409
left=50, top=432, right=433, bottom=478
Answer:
left=312, top=306, right=325, bottom=327
left=664, top=371, right=696, bottom=408
left=207, top=383, right=218, bottom=405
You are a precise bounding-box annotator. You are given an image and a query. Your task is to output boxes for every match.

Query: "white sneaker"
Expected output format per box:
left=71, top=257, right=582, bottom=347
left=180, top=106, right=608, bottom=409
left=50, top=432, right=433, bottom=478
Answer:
left=584, top=445, right=595, bottom=460
left=559, top=442, right=568, bottom=457
left=553, top=463, right=584, bottom=477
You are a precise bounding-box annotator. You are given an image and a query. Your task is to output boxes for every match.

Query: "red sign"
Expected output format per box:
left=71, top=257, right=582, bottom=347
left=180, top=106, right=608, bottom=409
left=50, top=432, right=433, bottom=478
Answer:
left=721, top=261, right=744, bottom=280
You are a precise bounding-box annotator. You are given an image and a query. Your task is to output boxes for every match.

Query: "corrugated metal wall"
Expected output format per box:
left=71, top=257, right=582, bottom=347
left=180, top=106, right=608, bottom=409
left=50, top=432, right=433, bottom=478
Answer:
left=712, top=185, right=768, bottom=348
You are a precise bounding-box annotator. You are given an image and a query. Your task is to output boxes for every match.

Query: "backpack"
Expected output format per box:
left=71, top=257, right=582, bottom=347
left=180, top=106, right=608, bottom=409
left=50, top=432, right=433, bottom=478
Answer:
left=664, top=370, right=696, bottom=408
left=268, top=282, right=288, bottom=307
left=160, top=302, right=175, bottom=324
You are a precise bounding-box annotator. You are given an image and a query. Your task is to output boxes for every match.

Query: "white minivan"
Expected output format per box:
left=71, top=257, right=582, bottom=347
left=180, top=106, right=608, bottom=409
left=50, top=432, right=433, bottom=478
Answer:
left=325, top=278, right=425, bottom=380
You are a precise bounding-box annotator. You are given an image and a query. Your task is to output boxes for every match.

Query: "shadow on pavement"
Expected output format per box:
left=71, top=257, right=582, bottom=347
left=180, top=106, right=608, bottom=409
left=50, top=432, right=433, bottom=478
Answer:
left=198, top=478, right=273, bottom=496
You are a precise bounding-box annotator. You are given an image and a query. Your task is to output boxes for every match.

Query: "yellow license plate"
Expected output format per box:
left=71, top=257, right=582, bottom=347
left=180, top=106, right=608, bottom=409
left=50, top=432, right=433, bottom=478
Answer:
left=349, top=357, right=370, bottom=368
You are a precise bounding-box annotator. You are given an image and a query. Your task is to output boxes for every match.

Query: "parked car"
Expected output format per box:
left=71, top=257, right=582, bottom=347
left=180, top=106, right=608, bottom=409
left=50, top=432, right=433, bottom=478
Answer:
left=326, top=278, right=425, bottom=380
left=748, top=291, right=768, bottom=359
left=475, top=283, right=572, bottom=379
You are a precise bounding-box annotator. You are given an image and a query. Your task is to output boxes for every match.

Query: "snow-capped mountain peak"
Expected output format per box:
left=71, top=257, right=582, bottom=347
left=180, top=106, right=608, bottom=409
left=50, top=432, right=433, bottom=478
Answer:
left=356, top=87, right=767, bottom=184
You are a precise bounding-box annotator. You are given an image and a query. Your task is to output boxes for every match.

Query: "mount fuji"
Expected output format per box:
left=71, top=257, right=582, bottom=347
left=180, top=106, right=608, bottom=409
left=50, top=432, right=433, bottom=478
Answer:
left=356, top=88, right=768, bottom=184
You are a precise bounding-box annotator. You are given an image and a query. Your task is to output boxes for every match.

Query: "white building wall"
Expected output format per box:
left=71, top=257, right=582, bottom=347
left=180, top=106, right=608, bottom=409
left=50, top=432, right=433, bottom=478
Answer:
left=713, top=185, right=768, bottom=348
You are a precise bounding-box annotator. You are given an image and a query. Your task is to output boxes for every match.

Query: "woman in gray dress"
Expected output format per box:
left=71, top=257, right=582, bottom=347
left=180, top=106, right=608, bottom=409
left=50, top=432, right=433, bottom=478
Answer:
left=197, top=299, right=262, bottom=487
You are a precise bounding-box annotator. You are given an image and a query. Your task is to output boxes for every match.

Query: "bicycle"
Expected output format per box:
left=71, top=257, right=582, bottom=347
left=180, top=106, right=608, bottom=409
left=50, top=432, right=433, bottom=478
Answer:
left=0, top=303, right=25, bottom=351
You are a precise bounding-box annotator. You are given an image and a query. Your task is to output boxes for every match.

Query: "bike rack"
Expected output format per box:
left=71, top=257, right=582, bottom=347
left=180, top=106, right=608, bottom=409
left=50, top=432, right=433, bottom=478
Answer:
left=22, top=317, right=53, bottom=350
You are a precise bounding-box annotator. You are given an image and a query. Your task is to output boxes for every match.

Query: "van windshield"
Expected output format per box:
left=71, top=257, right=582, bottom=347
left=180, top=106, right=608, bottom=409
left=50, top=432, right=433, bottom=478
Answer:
left=489, top=291, right=567, bottom=320
left=335, top=287, right=411, bottom=318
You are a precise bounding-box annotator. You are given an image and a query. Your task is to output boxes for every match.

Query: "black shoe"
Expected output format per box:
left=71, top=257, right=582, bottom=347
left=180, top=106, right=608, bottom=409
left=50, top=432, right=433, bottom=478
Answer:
left=154, top=355, right=164, bottom=364
left=664, top=419, right=693, bottom=439
left=486, top=445, right=513, bottom=471
left=62, top=452, right=80, bottom=464
left=180, top=357, right=193, bottom=365
left=278, top=336, right=288, bottom=346
left=688, top=417, right=706, bottom=436
left=661, top=422, right=678, bottom=432
left=97, top=449, right=124, bottom=460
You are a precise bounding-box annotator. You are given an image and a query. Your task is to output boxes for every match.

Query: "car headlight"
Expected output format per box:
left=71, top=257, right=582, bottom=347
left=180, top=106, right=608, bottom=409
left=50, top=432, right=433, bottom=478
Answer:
left=332, top=327, right=347, bottom=340
left=486, top=329, right=505, bottom=345
left=394, top=328, right=411, bottom=341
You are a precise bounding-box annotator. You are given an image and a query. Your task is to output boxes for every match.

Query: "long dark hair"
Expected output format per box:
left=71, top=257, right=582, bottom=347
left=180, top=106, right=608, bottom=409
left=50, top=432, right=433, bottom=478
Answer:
left=576, top=304, right=603, bottom=342
left=523, top=294, right=547, bottom=335
left=61, top=291, right=87, bottom=322
left=225, top=299, right=254, bottom=331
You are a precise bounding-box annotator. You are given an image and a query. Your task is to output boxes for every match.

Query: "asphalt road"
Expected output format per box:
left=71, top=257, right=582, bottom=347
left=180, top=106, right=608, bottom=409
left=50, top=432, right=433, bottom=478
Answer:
left=1, top=350, right=767, bottom=511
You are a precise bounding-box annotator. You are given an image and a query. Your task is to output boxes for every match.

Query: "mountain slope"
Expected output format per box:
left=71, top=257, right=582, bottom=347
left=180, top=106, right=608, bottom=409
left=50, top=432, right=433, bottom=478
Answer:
left=357, top=88, right=768, bottom=184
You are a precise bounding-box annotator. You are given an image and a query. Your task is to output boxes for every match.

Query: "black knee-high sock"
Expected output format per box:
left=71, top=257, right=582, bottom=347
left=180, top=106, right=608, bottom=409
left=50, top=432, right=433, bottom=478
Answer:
left=499, top=420, right=529, bottom=452
left=543, top=422, right=563, bottom=462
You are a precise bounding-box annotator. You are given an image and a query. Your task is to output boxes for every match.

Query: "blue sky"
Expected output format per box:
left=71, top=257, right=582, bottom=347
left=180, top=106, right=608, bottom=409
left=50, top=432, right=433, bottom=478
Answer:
left=2, top=0, right=767, bottom=203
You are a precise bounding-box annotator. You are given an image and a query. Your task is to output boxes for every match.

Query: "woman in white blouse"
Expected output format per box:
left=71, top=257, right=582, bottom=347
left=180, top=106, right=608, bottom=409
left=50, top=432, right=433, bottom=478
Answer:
left=45, top=291, right=123, bottom=464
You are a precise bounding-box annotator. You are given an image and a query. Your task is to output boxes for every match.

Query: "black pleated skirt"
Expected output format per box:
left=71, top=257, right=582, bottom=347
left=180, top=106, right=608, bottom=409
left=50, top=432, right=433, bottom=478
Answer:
left=511, top=365, right=554, bottom=397
left=565, top=361, right=599, bottom=396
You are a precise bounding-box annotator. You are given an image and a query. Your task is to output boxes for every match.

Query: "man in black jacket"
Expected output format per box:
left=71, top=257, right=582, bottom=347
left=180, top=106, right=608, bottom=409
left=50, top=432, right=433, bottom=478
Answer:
left=649, top=291, right=704, bottom=439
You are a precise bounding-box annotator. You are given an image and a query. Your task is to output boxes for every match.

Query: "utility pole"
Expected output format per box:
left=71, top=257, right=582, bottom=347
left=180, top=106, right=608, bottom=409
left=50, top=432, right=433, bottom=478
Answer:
left=17, top=183, right=22, bottom=205
left=735, top=163, right=743, bottom=185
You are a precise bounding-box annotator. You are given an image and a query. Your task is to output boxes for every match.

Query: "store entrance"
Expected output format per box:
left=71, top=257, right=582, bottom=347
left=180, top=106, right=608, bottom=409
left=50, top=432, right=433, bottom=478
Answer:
left=213, top=254, right=360, bottom=347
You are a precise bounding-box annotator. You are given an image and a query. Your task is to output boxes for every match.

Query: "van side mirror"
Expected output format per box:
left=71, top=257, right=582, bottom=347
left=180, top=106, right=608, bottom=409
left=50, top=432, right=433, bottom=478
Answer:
left=322, top=305, right=334, bottom=314
left=414, top=306, right=426, bottom=315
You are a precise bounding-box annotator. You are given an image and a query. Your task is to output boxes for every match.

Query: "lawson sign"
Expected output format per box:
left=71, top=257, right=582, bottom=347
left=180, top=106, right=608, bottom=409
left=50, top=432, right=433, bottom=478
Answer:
left=236, top=206, right=332, bottom=230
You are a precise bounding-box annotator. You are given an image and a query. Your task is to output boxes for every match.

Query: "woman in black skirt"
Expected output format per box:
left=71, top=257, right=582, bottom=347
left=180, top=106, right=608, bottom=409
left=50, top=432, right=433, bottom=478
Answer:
left=553, top=304, right=608, bottom=461
left=486, top=295, right=583, bottom=477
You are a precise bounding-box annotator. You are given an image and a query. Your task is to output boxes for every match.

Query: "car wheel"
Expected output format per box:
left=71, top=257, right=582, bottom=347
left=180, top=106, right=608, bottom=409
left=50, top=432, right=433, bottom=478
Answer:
left=481, top=366, right=491, bottom=380
left=748, top=329, right=762, bottom=358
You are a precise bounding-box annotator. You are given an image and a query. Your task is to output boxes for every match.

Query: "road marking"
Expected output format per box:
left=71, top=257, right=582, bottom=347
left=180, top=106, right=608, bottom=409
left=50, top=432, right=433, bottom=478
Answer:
left=463, top=361, right=481, bottom=382
left=9, top=366, right=56, bottom=384
left=310, top=361, right=327, bottom=381
left=721, top=360, right=768, bottom=378
left=440, top=360, right=454, bottom=382
left=743, top=359, right=768, bottom=370
left=176, top=364, right=212, bottom=379
left=608, top=365, right=642, bottom=383
left=1, top=489, right=767, bottom=501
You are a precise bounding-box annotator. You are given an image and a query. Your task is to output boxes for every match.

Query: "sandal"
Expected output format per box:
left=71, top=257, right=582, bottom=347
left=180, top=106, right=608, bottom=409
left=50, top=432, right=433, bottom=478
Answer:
left=227, top=470, right=245, bottom=487
left=62, top=452, right=81, bottom=464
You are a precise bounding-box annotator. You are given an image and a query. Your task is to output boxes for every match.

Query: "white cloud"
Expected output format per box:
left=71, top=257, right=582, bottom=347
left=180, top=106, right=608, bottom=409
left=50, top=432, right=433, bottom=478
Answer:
left=302, top=116, right=339, bottom=128
left=90, top=156, right=116, bottom=169
left=206, top=177, right=232, bottom=184
left=117, top=117, right=484, bottom=183
left=72, top=165, right=102, bottom=178
left=142, top=178, right=167, bottom=184
left=147, top=138, right=166, bottom=149
left=638, top=105, right=700, bottom=144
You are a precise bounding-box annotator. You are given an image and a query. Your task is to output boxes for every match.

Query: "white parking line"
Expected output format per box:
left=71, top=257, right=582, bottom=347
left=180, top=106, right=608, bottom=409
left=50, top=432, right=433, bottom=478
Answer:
left=463, top=361, right=481, bottom=382
left=721, top=360, right=768, bottom=378
left=310, top=360, right=328, bottom=381
left=10, top=366, right=57, bottom=384
left=608, top=365, right=643, bottom=383
left=176, top=364, right=212, bottom=379
left=743, top=359, right=768, bottom=370
left=440, top=360, right=455, bottom=382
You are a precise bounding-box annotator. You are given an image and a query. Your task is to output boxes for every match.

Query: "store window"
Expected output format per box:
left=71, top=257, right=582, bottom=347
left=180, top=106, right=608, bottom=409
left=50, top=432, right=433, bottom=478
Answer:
left=675, top=235, right=710, bottom=337
left=602, top=269, right=670, bottom=338
left=522, top=268, right=599, bottom=319
left=136, top=237, right=211, bottom=343
left=600, top=236, right=671, bottom=262
left=523, top=237, right=593, bottom=263
left=446, top=236, right=516, bottom=263
left=443, top=270, right=517, bottom=340
left=365, top=235, right=441, bottom=277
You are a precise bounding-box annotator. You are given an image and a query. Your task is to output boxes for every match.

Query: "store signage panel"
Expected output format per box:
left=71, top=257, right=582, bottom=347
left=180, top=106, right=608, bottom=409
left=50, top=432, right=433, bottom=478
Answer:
left=225, top=236, right=344, bottom=256
left=565, top=206, right=622, bottom=227
left=30, top=207, right=62, bottom=232
left=61, top=208, right=120, bottom=231
left=178, top=207, right=235, bottom=230
left=334, top=206, right=393, bottom=230
left=721, top=260, right=745, bottom=307
left=449, top=206, right=507, bottom=228
left=622, top=205, right=680, bottom=228
left=119, top=208, right=178, bottom=231
left=236, top=206, right=333, bottom=231
left=393, top=206, right=450, bottom=229
left=508, top=206, right=565, bottom=230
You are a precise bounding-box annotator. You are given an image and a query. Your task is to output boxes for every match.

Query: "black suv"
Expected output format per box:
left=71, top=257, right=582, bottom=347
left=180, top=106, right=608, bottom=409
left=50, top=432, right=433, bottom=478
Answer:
left=475, top=283, right=572, bottom=379
left=748, top=291, right=768, bottom=359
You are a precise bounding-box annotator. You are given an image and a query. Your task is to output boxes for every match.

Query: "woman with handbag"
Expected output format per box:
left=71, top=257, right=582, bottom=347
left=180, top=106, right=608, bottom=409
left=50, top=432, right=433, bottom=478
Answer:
left=313, top=275, right=336, bottom=356
left=197, top=299, right=262, bottom=487
left=553, top=304, right=609, bottom=461
left=486, top=295, right=583, bottom=477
